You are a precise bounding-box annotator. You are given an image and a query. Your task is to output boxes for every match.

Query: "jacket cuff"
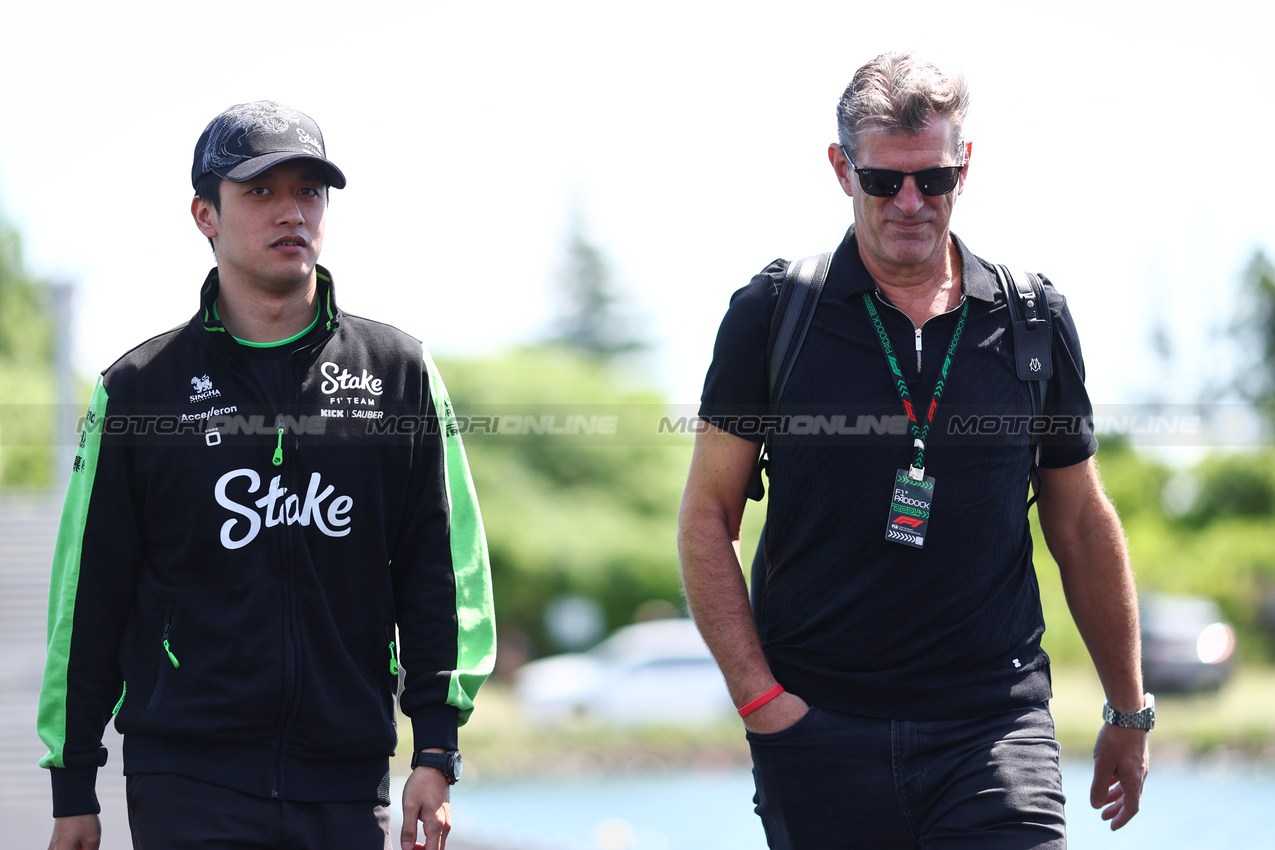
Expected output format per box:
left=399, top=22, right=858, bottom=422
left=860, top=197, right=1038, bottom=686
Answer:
left=50, top=766, right=101, bottom=818
left=409, top=704, right=460, bottom=751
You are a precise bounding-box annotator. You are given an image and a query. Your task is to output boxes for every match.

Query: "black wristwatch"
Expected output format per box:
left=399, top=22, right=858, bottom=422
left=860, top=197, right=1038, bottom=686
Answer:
left=1102, top=693, right=1155, bottom=731
left=411, top=749, right=463, bottom=784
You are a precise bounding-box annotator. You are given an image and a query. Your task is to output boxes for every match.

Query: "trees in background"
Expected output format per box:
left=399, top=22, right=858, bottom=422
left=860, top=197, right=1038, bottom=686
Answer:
left=439, top=348, right=691, bottom=659
left=1230, top=250, right=1275, bottom=429
left=1035, top=439, right=1275, bottom=664
left=550, top=213, right=645, bottom=362
left=0, top=218, right=55, bottom=487
left=438, top=217, right=687, bottom=659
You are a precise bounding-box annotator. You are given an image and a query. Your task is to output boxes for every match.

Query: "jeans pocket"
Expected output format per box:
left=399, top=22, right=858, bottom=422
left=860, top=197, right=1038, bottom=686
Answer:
left=745, top=705, right=822, bottom=744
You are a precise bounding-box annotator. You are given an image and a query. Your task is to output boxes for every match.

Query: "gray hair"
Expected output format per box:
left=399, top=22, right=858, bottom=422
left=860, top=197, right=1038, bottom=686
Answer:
left=836, top=52, right=970, bottom=161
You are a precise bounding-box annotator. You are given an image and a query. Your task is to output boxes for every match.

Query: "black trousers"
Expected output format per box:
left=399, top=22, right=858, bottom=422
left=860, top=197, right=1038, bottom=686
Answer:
left=748, top=703, right=1067, bottom=850
left=126, top=773, right=391, bottom=850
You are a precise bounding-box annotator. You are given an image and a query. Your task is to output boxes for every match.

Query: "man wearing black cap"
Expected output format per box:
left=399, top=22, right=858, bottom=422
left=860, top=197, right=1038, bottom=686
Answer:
left=39, top=101, right=495, bottom=850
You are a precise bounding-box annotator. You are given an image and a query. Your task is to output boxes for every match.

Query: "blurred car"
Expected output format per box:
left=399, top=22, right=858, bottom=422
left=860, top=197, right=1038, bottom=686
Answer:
left=1140, top=593, right=1236, bottom=693
left=513, top=618, right=735, bottom=725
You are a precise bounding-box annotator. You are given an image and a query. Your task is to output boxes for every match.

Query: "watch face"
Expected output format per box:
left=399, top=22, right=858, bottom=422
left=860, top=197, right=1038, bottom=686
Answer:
left=451, top=752, right=463, bottom=781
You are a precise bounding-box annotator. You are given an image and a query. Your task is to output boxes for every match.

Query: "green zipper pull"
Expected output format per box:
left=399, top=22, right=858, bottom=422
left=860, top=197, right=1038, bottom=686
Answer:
left=272, top=414, right=285, bottom=467
left=388, top=640, right=400, bottom=676
left=162, top=620, right=180, bottom=668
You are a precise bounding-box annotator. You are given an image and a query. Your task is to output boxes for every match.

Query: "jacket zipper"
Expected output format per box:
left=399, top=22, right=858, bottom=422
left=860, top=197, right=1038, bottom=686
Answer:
left=272, top=414, right=285, bottom=466
left=387, top=634, right=400, bottom=676
left=269, top=358, right=308, bottom=799
left=385, top=626, right=402, bottom=700
left=163, top=618, right=181, bottom=668
left=146, top=607, right=179, bottom=710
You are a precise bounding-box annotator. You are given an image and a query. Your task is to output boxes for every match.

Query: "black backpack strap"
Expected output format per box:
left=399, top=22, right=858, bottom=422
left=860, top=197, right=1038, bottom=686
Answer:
left=995, top=265, right=1052, bottom=504
left=745, top=251, right=833, bottom=501
left=769, top=252, right=833, bottom=401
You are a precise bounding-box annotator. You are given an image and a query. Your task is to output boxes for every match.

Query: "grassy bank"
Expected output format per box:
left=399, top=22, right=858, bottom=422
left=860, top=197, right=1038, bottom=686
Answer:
left=1048, top=665, right=1275, bottom=761
left=403, top=666, right=1275, bottom=783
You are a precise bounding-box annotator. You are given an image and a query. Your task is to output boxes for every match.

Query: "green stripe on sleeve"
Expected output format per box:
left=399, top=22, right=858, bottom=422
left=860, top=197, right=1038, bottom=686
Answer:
left=38, top=378, right=109, bottom=768
left=423, top=352, right=496, bottom=726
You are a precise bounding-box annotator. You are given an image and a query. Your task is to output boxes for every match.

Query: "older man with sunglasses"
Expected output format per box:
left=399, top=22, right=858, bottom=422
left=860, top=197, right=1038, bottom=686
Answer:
left=680, top=52, right=1149, bottom=849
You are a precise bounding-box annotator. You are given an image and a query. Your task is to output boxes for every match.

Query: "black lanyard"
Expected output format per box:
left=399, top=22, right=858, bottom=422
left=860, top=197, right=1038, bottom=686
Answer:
left=862, top=292, right=968, bottom=479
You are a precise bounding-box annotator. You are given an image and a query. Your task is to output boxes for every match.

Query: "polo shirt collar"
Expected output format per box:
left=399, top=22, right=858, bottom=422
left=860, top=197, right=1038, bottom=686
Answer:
left=823, top=226, right=998, bottom=303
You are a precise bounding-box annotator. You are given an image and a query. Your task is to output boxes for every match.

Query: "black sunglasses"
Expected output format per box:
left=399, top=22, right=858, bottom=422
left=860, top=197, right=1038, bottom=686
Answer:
left=842, top=146, right=964, bottom=198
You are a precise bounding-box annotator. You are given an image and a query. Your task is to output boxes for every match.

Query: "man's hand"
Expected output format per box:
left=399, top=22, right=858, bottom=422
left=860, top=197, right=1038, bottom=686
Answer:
left=400, top=765, right=451, bottom=850
left=48, top=814, right=101, bottom=850
left=740, top=690, right=810, bottom=736
left=1090, top=724, right=1149, bottom=830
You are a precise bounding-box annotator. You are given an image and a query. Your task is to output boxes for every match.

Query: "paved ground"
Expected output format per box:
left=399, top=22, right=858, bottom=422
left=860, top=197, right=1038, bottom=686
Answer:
left=0, top=494, right=130, bottom=848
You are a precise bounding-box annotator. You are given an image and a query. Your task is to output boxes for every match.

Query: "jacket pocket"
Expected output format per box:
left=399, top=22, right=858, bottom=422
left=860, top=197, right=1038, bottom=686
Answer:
left=145, top=603, right=181, bottom=711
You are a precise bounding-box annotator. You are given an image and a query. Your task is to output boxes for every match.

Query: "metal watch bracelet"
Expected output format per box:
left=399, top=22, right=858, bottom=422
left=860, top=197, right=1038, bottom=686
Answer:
left=1101, top=693, right=1155, bottom=730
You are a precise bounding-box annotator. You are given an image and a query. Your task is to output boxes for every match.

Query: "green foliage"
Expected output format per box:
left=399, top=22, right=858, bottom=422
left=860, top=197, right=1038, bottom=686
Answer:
left=1034, top=439, right=1275, bottom=665
left=1179, top=451, right=1275, bottom=524
left=0, top=219, right=55, bottom=488
left=0, top=223, right=53, bottom=365
left=1230, top=250, right=1275, bottom=427
left=438, top=348, right=691, bottom=655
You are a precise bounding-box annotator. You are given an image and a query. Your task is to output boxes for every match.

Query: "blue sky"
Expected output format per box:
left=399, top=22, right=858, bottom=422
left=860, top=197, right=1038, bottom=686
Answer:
left=2, top=1, right=1272, bottom=414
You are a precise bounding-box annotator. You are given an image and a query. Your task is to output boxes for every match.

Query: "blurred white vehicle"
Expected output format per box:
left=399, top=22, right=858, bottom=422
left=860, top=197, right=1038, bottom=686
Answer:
left=514, top=618, right=735, bottom=725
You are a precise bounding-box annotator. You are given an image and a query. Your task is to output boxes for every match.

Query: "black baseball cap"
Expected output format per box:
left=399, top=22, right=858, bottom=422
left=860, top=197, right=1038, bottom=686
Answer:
left=191, top=101, right=347, bottom=190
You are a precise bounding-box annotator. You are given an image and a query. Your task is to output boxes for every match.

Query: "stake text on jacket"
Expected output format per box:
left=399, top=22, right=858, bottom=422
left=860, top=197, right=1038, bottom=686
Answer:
left=215, top=468, right=353, bottom=549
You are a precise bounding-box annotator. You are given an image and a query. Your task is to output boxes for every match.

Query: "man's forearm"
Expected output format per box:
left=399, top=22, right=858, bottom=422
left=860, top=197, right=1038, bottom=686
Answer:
left=678, top=513, right=778, bottom=708
left=1047, top=497, right=1144, bottom=710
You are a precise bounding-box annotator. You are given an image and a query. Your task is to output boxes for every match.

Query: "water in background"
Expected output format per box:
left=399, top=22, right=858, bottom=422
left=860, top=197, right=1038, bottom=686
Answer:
left=435, top=759, right=1275, bottom=850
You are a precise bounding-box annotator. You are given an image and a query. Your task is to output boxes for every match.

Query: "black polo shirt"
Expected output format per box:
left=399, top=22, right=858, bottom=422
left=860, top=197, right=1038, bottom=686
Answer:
left=698, top=229, right=1097, bottom=720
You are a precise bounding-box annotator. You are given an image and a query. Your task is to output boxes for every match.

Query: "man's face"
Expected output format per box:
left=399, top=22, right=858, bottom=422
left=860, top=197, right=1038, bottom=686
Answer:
left=830, top=118, right=969, bottom=279
left=192, top=159, right=327, bottom=293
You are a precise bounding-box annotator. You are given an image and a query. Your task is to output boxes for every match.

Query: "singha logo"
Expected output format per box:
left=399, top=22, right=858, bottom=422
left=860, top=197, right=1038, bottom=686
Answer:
left=189, top=374, right=222, bottom=403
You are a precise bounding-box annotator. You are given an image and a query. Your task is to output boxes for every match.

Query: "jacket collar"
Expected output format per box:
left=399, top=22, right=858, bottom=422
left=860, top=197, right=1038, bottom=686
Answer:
left=197, top=265, right=343, bottom=340
left=825, top=227, right=997, bottom=303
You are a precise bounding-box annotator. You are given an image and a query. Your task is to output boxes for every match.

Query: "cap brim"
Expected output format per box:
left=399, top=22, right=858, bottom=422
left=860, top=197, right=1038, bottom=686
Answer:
left=215, top=152, right=347, bottom=189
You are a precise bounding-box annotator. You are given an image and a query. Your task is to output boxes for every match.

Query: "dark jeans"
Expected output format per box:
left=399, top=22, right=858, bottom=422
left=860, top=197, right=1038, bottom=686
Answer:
left=747, top=703, right=1066, bottom=849
left=126, top=773, right=391, bottom=850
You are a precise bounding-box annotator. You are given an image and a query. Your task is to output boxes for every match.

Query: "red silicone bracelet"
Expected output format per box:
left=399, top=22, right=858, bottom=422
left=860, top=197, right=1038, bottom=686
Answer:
left=737, top=683, right=785, bottom=717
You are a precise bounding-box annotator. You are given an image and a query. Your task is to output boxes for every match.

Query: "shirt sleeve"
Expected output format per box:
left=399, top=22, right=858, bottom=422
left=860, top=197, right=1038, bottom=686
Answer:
left=1037, top=276, right=1100, bottom=468
left=391, top=349, right=496, bottom=752
left=697, top=260, right=787, bottom=442
left=38, top=376, right=140, bottom=817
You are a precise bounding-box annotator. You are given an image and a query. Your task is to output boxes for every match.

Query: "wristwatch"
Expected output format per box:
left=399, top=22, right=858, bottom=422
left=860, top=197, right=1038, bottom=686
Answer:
left=1102, top=693, right=1155, bottom=730
left=411, top=749, right=463, bottom=784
